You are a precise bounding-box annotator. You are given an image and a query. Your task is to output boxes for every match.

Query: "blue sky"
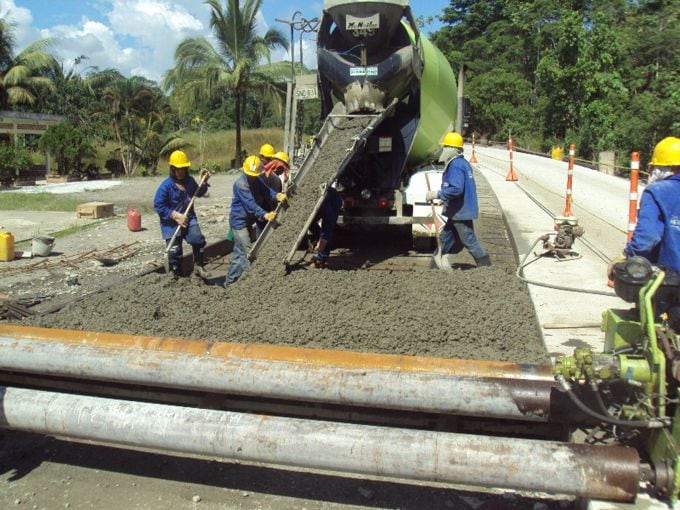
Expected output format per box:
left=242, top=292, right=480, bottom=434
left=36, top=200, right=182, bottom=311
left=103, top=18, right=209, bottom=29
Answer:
left=0, top=0, right=450, bottom=83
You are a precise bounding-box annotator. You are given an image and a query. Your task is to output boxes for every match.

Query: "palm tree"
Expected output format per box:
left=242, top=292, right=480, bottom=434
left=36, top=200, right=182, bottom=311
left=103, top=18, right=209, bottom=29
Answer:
left=164, top=0, right=288, bottom=167
left=0, top=15, right=55, bottom=108
left=100, top=75, right=156, bottom=176
left=2, top=40, right=56, bottom=107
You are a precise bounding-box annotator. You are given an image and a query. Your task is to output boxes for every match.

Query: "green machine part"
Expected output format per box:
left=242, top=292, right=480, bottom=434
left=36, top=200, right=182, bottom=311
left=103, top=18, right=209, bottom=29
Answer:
left=403, top=23, right=457, bottom=167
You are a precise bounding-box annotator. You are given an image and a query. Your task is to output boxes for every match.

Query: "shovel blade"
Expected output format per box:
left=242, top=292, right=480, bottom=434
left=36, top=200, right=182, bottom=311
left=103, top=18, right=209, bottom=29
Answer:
left=432, top=246, right=452, bottom=271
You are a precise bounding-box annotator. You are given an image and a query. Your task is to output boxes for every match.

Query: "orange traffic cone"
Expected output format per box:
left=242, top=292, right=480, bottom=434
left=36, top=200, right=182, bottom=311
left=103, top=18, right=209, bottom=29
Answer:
left=505, top=136, right=517, bottom=181
left=469, top=133, right=478, bottom=164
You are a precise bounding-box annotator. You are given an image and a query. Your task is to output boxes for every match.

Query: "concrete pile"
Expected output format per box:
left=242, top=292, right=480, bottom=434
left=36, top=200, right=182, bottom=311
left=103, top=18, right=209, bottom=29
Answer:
left=29, top=117, right=547, bottom=364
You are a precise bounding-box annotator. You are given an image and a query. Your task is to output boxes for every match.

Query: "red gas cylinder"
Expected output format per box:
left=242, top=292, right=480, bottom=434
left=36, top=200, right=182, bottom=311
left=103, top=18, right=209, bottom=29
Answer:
left=127, top=208, right=142, bottom=232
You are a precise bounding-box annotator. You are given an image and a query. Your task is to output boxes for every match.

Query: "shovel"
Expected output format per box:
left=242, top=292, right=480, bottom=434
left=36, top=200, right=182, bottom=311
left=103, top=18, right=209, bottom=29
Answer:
left=424, top=173, right=451, bottom=271
left=164, top=171, right=210, bottom=254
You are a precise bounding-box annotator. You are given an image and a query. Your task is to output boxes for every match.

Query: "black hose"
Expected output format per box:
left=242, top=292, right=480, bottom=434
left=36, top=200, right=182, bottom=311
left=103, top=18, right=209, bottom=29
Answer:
left=556, top=376, right=668, bottom=429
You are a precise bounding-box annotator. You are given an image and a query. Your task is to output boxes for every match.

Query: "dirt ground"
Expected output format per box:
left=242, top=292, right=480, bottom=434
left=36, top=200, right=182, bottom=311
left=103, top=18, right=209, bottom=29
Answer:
left=0, top=121, right=571, bottom=509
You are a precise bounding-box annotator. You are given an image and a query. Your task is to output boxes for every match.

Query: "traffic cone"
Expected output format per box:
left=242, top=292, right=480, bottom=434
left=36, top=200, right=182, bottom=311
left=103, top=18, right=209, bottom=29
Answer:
left=505, top=137, right=517, bottom=181
left=469, top=133, right=478, bottom=164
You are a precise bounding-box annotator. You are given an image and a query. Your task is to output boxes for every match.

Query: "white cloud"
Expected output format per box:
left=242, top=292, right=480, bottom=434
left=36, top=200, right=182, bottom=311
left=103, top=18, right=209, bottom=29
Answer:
left=0, top=0, right=41, bottom=51
left=274, top=37, right=318, bottom=71
left=1, top=0, right=313, bottom=82
left=104, top=0, right=206, bottom=80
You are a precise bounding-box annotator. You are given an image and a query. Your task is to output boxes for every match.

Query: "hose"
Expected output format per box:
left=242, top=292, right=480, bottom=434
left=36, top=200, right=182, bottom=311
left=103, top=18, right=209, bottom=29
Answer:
left=516, top=236, right=617, bottom=297
left=556, top=375, right=669, bottom=429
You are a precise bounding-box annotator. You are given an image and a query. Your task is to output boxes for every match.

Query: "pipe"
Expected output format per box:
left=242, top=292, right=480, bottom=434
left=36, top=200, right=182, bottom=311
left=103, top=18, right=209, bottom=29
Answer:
left=0, top=326, right=553, bottom=422
left=0, top=386, right=640, bottom=502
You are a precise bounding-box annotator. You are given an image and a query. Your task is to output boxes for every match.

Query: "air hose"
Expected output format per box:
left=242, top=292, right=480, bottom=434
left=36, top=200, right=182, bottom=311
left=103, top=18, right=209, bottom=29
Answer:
left=517, top=236, right=617, bottom=297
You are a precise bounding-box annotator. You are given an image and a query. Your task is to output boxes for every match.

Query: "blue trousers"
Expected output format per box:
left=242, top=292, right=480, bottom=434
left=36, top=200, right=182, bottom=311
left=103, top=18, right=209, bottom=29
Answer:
left=311, top=188, right=342, bottom=260
left=439, top=219, right=486, bottom=261
left=165, top=224, right=206, bottom=274
left=226, top=227, right=252, bottom=284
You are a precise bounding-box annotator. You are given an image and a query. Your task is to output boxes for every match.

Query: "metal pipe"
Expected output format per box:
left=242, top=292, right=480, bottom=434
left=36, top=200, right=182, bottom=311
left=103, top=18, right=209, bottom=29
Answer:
left=0, top=326, right=553, bottom=421
left=0, top=386, right=640, bottom=502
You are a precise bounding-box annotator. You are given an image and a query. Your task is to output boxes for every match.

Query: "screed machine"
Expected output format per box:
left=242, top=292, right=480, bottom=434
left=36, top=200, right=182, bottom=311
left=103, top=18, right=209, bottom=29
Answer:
left=2, top=0, right=680, bottom=507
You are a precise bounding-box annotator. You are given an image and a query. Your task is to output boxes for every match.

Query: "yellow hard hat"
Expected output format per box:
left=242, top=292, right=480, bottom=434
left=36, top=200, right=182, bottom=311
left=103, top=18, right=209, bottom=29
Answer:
left=243, top=155, right=262, bottom=176
left=650, top=136, right=680, bottom=167
left=440, top=132, right=464, bottom=148
left=273, top=151, right=289, bottom=165
left=259, top=143, right=275, bottom=159
left=169, top=150, right=191, bottom=168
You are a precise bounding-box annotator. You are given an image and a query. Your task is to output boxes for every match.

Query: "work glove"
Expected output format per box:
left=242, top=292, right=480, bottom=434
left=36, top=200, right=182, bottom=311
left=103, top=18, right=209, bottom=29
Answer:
left=264, top=211, right=277, bottom=222
left=607, top=254, right=627, bottom=279
left=276, top=193, right=288, bottom=203
left=425, top=190, right=439, bottom=203
left=199, top=168, right=211, bottom=182
left=171, top=211, right=188, bottom=228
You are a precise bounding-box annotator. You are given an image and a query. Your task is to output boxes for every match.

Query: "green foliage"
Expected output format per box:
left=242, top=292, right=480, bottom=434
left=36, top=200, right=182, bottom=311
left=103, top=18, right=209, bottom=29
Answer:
left=433, top=0, right=680, bottom=163
left=0, top=143, right=32, bottom=182
left=164, top=0, right=288, bottom=167
left=38, top=121, right=94, bottom=175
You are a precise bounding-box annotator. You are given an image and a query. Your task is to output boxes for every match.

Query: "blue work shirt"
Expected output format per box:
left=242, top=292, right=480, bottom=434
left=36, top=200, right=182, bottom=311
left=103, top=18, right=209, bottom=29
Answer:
left=153, top=176, right=208, bottom=239
left=625, top=173, right=680, bottom=273
left=437, top=155, right=479, bottom=221
left=229, top=174, right=277, bottom=230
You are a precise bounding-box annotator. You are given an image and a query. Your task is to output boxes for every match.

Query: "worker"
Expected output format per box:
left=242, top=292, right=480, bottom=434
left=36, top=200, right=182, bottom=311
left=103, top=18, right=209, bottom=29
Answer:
left=308, top=183, right=342, bottom=269
left=259, top=143, right=275, bottom=167
left=226, top=155, right=287, bottom=285
left=153, top=150, right=210, bottom=279
left=269, top=151, right=291, bottom=191
left=613, top=136, right=680, bottom=274
left=425, top=131, right=491, bottom=267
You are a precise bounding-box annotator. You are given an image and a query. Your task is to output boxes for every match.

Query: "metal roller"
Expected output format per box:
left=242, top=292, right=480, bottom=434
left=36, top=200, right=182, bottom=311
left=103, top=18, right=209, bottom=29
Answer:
left=0, top=325, right=553, bottom=421
left=0, top=386, right=640, bottom=502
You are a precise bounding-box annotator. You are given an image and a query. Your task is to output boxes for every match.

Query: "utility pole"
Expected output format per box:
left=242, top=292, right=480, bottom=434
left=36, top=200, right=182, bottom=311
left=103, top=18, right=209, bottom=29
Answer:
left=276, top=12, right=319, bottom=158
left=276, top=12, right=300, bottom=155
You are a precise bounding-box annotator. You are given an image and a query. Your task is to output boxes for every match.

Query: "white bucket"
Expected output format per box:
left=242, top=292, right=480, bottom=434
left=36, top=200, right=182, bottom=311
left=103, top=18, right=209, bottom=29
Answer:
left=32, top=236, right=55, bottom=257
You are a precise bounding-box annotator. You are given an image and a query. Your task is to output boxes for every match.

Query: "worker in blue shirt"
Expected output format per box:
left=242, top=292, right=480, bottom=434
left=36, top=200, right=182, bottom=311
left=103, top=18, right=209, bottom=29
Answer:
left=153, top=150, right=210, bottom=279
left=623, top=136, right=680, bottom=273
left=426, top=131, right=491, bottom=267
left=308, top=183, right=342, bottom=268
left=226, top=155, right=288, bottom=285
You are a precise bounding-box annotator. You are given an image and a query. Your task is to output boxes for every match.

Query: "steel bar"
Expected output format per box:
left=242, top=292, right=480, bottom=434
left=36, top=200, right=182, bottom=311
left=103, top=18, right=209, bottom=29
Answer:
left=0, top=386, right=640, bottom=502
left=0, top=325, right=553, bottom=421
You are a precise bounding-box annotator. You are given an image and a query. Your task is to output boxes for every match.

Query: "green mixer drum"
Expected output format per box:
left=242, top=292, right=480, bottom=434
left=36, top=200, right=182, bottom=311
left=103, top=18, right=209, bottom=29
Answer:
left=407, top=32, right=457, bottom=166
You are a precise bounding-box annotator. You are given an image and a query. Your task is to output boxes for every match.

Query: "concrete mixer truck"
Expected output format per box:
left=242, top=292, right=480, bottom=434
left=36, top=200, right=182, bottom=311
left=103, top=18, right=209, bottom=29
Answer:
left=251, top=0, right=463, bottom=263
left=316, top=0, right=459, bottom=241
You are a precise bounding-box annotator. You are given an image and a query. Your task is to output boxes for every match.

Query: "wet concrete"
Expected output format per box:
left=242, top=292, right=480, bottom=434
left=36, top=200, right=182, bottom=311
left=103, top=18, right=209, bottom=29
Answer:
left=29, top=117, right=547, bottom=364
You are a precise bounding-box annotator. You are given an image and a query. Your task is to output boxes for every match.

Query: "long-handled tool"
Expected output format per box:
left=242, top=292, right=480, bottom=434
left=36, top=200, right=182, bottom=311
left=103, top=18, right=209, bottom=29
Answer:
left=164, top=171, right=210, bottom=254
left=424, top=173, right=451, bottom=271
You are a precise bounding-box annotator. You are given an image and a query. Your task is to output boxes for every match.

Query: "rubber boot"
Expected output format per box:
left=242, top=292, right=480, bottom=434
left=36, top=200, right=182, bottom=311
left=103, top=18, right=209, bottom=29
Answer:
left=193, top=250, right=208, bottom=279
left=170, top=265, right=181, bottom=280
left=475, top=255, right=492, bottom=267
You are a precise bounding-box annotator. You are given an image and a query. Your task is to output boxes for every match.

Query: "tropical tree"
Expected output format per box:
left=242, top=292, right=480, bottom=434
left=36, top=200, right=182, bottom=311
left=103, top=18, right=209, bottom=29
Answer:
left=164, top=0, right=288, bottom=167
left=98, top=75, right=157, bottom=176
left=0, top=14, right=55, bottom=108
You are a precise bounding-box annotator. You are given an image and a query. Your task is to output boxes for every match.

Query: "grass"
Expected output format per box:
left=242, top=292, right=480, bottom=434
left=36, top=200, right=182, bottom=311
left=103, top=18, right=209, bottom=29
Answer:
left=0, top=192, right=81, bottom=212
left=180, top=127, right=286, bottom=171
left=84, top=127, right=286, bottom=174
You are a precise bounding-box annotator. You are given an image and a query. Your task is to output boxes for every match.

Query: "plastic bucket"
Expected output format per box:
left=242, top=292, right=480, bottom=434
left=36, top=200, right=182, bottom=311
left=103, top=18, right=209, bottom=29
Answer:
left=551, top=147, right=564, bottom=160
left=32, top=236, right=55, bottom=257
left=0, top=230, right=15, bottom=261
